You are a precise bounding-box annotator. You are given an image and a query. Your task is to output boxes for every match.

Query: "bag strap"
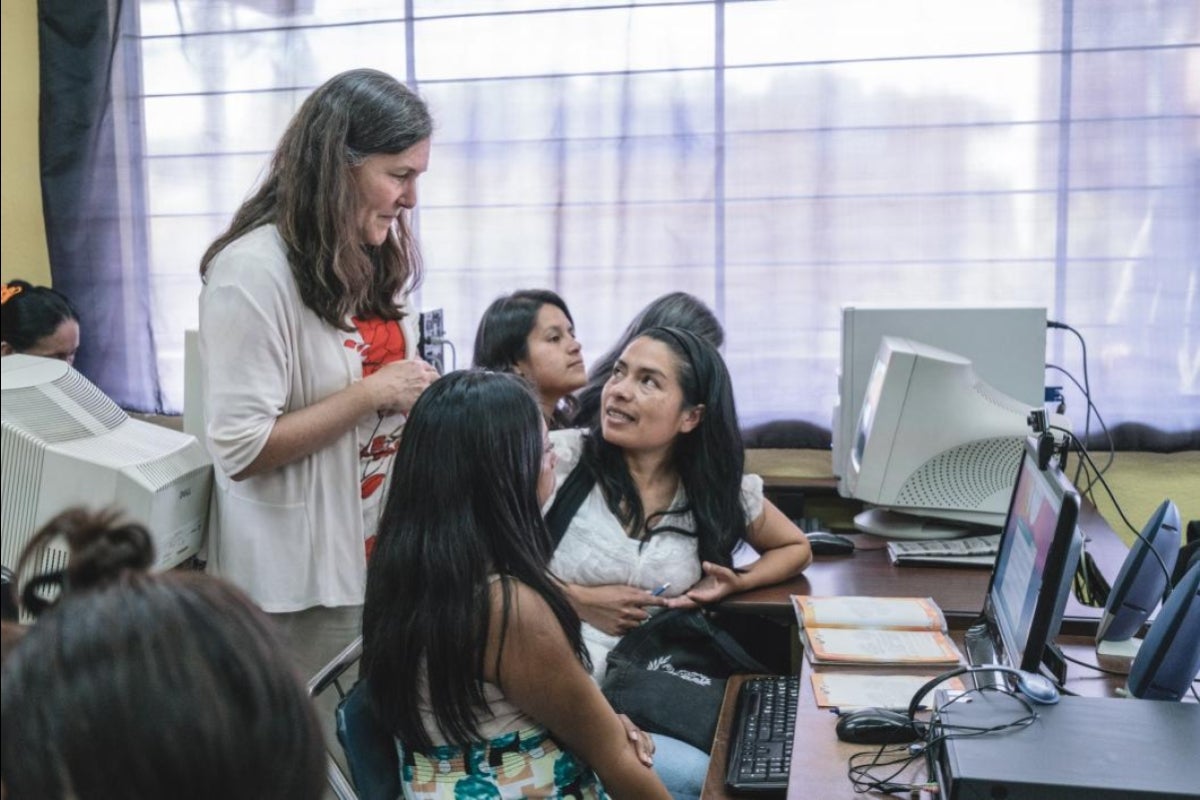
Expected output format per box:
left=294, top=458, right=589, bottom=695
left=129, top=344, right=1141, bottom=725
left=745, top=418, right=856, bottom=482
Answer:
left=545, top=461, right=596, bottom=548
left=703, top=611, right=772, bottom=674
left=607, top=608, right=772, bottom=675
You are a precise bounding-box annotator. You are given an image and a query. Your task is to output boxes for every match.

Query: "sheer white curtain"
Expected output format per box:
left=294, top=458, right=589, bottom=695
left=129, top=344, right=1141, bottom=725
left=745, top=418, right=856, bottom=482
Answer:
left=135, top=0, right=1199, bottom=437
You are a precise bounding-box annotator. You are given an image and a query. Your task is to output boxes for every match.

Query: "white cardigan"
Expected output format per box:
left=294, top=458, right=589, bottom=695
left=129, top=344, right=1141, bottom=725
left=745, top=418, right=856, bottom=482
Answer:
left=199, top=225, right=418, bottom=612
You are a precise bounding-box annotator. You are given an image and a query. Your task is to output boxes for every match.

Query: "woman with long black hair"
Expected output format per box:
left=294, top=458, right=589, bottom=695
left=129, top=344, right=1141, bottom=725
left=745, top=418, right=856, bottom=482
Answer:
left=547, top=326, right=812, bottom=798
left=362, top=371, right=668, bottom=799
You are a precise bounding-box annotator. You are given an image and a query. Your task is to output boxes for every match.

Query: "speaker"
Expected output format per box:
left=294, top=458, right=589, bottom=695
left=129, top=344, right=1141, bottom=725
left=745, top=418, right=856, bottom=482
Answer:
left=1096, top=499, right=1180, bottom=643
left=1127, top=560, right=1200, bottom=701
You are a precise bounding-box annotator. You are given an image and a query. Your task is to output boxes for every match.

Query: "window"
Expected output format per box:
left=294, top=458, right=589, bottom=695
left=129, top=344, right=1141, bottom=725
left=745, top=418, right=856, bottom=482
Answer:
left=131, top=0, right=1199, bottom=435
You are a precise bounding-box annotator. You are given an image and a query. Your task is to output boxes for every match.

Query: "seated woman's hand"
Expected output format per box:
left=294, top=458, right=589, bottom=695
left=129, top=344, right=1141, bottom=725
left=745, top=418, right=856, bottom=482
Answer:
left=616, top=713, right=656, bottom=767
left=566, top=584, right=668, bottom=636
left=666, top=561, right=745, bottom=608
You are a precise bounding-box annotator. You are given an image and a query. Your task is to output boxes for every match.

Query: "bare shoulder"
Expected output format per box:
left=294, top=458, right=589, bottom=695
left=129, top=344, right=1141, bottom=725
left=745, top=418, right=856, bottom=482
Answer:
left=489, top=578, right=562, bottom=640
left=484, top=578, right=576, bottom=680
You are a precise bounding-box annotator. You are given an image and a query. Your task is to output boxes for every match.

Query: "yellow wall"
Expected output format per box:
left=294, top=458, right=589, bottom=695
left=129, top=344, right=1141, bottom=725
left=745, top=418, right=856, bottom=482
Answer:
left=1, top=0, right=52, bottom=287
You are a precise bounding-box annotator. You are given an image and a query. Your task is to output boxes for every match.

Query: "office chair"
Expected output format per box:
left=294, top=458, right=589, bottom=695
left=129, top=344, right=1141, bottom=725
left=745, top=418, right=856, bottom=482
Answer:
left=307, top=636, right=364, bottom=800
left=307, top=635, right=402, bottom=800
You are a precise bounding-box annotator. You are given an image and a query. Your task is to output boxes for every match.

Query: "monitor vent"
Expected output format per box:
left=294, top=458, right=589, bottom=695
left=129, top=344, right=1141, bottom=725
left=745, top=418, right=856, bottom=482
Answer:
left=0, top=427, right=45, bottom=569
left=1, top=370, right=126, bottom=443
left=896, top=437, right=1023, bottom=510
left=136, top=450, right=204, bottom=488
left=972, top=379, right=1030, bottom=415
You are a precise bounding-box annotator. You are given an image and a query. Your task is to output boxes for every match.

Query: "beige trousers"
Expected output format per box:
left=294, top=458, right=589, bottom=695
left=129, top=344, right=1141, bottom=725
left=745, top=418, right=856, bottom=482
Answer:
left=270, top=604, right=363, bottom=786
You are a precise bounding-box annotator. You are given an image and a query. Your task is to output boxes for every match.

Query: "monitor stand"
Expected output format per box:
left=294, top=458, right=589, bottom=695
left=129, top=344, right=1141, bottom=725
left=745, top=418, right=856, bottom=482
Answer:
left=853, top=508, right=979, bottom=540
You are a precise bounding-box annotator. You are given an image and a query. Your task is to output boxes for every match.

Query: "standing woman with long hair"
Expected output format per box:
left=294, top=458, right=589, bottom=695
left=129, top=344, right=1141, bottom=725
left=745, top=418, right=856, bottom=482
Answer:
left=363, top=371, right=669, bottom=799
left=197, top=69, right=440, bottom=751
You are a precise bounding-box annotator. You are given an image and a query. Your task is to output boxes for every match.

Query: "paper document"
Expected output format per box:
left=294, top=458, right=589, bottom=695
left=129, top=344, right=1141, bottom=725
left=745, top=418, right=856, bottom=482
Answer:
left=792, top=595, right=946, bottom=631
left=810, top=671, right=968, bottom=710
left=801, top=628, right=963, bottom=665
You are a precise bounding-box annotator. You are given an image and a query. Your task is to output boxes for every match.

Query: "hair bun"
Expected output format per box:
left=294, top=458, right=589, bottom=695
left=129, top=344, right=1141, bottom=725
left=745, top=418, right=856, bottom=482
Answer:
left=17, top=509, right=156, bottom=609
left=65, top=510, right=156, bottom=591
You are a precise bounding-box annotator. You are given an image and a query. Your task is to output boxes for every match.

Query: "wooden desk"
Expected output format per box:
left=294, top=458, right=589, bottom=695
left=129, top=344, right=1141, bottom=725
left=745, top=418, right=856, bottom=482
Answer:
left=723, top=498, right=1128, bottom=635
left=702, top=638, right=1129, bottom=800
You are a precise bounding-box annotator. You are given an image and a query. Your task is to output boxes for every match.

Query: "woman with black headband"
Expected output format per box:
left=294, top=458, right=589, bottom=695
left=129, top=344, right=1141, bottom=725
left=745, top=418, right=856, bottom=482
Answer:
left=0, top=280, right=80, bottom=364
left=544, top=326, right=812, bottom=797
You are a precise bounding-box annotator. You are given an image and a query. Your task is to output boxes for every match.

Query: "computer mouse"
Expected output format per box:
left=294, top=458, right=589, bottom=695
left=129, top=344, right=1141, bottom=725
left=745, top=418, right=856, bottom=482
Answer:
left=1014, top=671, right=1060, bottom=704
left=806, top=531, right=855, bottom=556
left=835, top=707, right=921, bottom=745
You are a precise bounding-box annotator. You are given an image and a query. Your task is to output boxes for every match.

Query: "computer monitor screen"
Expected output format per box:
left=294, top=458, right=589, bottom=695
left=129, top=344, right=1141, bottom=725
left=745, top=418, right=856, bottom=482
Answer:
left=982, top=436, right=1082, bottom=675
left=844, top=336, right=1035, bottom=535
left=833, top=305, right=1046, bottom=497
left=1, top=355, right=211, bottom=600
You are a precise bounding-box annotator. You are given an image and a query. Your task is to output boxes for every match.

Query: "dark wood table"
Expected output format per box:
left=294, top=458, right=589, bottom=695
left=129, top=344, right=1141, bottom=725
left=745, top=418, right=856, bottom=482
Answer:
left=723, top=497, right=1129, bottom=635
left=702, top=637, right=1134, bottom=799
left=700, top=451, right=1142, bottom=797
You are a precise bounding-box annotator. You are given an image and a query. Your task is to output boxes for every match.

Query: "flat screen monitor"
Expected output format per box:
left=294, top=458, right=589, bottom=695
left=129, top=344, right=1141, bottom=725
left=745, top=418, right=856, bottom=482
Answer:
left=844, top=336, right=1035, bottom=535
left=833, top=305, right=1046, bottom=498
left=978, top=436, right=1082, bottom=676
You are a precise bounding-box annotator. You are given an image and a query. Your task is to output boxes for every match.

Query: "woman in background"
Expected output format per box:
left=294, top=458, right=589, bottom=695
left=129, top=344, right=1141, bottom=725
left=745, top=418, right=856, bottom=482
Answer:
left=363, top=371, right=669, bottom=799
left=198, top=68, right=440, bottom=756
left=0, top=508, right=325, bottom=800
left=472, top=289, right=586, bottom=429
left=0, top=279, right=81, bottom=364
left=573, top=292, right=723, bottom=428
left=547, top=327, right=811, bottom=798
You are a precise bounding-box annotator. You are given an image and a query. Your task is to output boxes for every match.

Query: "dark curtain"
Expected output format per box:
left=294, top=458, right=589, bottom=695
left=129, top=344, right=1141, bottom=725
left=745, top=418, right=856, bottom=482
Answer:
left=39, top=0, right=161, bottom=411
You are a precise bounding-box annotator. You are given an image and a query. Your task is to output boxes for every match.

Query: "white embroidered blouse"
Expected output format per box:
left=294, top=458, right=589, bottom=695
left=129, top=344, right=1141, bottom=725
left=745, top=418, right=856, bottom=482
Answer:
left=546, top=428, right=764, bottom=679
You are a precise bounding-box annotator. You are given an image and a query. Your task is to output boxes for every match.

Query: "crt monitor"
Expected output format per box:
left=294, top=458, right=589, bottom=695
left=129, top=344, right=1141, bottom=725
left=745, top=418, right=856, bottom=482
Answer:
left=833, top=305, right=1046, bottom=498
left=977, top=436, right=1083, bottom=677
left=1, top=355, right=211, bottom=597
left=844, top=336, right=1035, bottom=537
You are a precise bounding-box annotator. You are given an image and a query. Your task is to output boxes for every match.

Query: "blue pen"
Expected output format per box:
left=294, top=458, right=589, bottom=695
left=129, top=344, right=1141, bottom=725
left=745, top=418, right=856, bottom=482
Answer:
left=651, top=582, right=671, bottom=596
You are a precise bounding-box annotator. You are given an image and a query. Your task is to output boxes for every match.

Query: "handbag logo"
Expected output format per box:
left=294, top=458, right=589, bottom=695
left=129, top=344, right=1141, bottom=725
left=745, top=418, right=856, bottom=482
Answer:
left=644, top=655, right=713, bottom=687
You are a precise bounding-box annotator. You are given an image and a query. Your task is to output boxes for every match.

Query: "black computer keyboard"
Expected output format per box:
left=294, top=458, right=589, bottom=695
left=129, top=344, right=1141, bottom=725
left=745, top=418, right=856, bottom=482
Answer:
left=725, top=675, right=800, bottom=794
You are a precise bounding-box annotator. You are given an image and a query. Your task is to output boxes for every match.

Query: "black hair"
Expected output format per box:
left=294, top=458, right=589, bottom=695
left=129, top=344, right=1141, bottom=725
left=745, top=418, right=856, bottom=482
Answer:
left=361, top=370, right=588, bottom=749
left=580, top=326, right=745, bottom=567
left=472, top=289, right=580, bottom=428
left=574, top=292, right=723, bottom=428
left=0, top=509, right=325, bottom=800
left=0, top=279, right=79, bottom=352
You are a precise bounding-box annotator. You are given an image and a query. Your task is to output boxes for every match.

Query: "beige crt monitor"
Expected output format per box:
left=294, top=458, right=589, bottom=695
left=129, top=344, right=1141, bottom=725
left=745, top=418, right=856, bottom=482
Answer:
left=843, top=337, right=1035, bottom=536
left=1, top=355, right=211, bottom=598
left=833, top=305, right=1046, bottom=498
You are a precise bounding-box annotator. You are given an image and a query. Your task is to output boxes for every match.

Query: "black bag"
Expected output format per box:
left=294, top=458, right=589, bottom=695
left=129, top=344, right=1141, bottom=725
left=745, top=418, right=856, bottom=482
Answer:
left=599, top=607, right=771, bottom=753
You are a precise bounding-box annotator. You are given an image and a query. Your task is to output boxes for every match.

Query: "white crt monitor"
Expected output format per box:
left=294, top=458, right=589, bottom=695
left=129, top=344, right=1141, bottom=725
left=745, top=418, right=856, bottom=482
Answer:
left=844, top=336, right=1035, bottom=533
left=1, top=355, right=211, bottom=577
left=833, top=305, right=1046, bottom=497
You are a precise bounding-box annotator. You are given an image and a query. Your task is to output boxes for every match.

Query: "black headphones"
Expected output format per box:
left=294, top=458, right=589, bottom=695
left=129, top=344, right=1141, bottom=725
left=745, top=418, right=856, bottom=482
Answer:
left=835, top=664, right=1060, bottom=745
left=907, top=664, right=1060, bottom=721
left=843, top=665, right=1057, bottom=793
